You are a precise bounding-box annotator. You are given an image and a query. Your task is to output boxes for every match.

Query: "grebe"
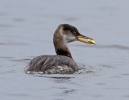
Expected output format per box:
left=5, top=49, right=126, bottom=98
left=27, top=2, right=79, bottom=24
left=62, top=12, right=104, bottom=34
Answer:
left=26, top=24, right=95, bottom=74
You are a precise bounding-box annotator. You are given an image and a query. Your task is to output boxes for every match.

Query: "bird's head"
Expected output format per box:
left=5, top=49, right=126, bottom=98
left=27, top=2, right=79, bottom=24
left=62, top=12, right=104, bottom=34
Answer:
left=58, top=24, right=95, bottom=44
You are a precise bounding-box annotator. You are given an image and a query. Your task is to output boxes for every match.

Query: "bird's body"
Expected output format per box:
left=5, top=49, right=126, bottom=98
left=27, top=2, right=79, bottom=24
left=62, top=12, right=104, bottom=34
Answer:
left=27, top=55, right=78, bottom=74
left=26, top=24, right=95, bottom=74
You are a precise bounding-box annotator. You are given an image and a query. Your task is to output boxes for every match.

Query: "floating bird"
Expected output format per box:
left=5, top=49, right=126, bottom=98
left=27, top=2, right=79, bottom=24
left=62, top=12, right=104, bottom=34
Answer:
left=26, top=24, right=95, bottom=74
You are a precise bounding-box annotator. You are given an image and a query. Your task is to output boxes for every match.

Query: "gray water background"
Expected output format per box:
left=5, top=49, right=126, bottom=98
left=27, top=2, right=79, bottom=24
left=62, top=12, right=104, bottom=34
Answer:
left=0, top=0, right=129, bottom=100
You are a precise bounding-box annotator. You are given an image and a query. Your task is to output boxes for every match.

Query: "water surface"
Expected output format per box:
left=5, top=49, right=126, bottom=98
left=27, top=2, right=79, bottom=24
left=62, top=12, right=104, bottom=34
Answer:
left=0, top=0, right=129, bottom=100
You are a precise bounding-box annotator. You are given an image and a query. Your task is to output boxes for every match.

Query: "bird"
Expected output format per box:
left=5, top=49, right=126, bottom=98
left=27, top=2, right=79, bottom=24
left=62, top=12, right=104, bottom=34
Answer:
left=26, top=24, right=95, bottom=74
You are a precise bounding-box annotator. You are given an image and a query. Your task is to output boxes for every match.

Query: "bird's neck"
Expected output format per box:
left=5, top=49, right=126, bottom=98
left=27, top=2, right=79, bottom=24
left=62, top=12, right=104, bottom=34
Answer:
left=53, top=29, right=72, bottom=59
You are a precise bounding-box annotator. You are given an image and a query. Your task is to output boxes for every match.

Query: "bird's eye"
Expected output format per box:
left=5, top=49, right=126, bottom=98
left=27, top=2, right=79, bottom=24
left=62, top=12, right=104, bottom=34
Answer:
left=73, top=32, right=76, bottom=35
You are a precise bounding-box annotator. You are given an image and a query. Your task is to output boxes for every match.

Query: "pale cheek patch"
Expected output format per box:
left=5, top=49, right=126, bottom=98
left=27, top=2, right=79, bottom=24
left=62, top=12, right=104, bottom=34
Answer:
left=63, top=34, right=77, bottom=43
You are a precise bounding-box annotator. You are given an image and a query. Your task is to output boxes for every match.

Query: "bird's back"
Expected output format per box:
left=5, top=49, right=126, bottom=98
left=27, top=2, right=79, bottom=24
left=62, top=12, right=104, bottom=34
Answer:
left=26, top=55, right=78, bottom=74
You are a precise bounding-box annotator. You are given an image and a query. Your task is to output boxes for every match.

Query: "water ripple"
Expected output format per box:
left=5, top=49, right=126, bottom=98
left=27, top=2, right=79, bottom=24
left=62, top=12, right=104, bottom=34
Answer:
left=0, top=24, right=13, bottom=28
left=0, top=42, right=29, bottom=46
left=73, top=44, right=129, bottom=50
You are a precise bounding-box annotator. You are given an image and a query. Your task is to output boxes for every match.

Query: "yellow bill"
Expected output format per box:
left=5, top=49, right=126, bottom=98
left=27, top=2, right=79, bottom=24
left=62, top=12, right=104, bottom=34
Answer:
left=77, top=35, right=95, bottom=44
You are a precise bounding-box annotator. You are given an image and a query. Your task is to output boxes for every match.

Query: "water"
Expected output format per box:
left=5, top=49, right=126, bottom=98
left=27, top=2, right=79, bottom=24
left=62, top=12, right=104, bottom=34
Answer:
left=0, top=0, right=129, bottom=100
